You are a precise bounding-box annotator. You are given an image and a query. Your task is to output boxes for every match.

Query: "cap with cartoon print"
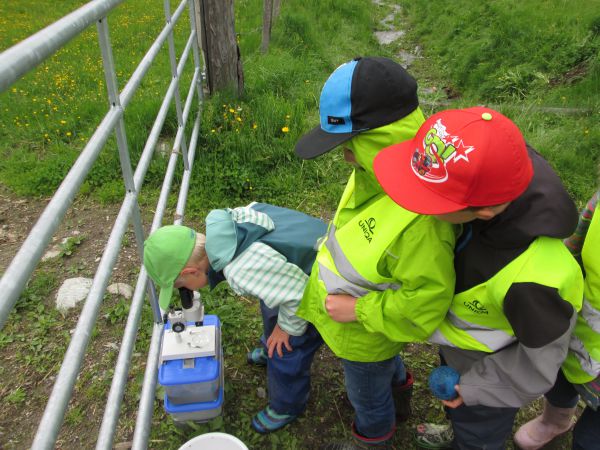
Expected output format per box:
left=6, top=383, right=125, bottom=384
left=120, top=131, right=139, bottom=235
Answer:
left=373, top=107, right=533, bottom=215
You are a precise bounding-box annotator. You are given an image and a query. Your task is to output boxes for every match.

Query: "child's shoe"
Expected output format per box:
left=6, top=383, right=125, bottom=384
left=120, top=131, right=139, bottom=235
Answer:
left=513, top=399, right=576, bottom=449
left=350, top=422, right=395, bottom=448
left=246, top=347, right=268, bottom=366
left=251, top=405, right=298, bottom=433
left=414, top=423, right=453, bottom=449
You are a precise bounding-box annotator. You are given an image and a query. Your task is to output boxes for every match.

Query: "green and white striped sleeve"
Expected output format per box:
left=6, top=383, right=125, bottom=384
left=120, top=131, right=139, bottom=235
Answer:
left=223, top=242, right=308, bottom=336
left=229, top=205, right=275, bottom=231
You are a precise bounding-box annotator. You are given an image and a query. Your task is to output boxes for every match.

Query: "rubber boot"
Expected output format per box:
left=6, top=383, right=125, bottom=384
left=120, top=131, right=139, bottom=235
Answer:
left=392, top=371, right=414, bottom=422
left=514, top=399, right=576, bottom=450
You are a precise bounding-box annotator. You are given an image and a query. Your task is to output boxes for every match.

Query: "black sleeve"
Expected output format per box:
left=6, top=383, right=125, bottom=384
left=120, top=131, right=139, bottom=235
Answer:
left=504, top=282, right=575, bottom=348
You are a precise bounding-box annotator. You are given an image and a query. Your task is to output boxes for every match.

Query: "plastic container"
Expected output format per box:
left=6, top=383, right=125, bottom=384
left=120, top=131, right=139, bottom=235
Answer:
left=164, top=386, right=224, bottom=423
left=178, top=432, right=248, bottom=450
left=159, top=315, right=222, bottom=404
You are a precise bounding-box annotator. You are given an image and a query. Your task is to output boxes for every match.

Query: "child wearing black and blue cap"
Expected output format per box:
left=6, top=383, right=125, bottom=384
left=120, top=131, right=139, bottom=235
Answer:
left=295, top=57, right=457, bottom=447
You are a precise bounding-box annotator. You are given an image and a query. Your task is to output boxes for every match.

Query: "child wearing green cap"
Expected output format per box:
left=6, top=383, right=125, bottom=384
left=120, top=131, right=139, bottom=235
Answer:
left=143, top=202, right=327, bottom=433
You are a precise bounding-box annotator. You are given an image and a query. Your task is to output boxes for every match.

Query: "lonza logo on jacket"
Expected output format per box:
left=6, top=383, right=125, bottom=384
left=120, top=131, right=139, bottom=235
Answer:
left=411, top=119, right=475, bottom=183
left=463, top=299, right=489, bottom=315
left=358, top=217, right=376, bottom=243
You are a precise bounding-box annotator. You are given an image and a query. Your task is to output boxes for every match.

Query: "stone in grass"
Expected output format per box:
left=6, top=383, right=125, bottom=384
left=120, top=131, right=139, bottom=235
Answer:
left=55, top=277, right=93, bottom=312
left=107, top=282, right=133, bottom=299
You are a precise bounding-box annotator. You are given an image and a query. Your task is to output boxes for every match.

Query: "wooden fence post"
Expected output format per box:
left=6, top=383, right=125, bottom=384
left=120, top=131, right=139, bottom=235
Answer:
left=194, top=0, right=244, bottom=96
left=273, top=0, right=281, bottom=19
left=260, top=0, right=273, bottom=53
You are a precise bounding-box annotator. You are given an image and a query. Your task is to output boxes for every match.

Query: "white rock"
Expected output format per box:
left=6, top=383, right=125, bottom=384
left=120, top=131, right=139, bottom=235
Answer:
left=56, top=277, right=93, bottom=312
left=42, top=247, right=61, bottom=261
left=107, top=283, right=133, bottom=299
left=256, top=387, right=266, bottom=399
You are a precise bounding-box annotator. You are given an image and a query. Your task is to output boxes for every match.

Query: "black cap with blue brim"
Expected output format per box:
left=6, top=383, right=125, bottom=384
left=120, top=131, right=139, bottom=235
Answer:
left=295, top=56, right=420, bottom=160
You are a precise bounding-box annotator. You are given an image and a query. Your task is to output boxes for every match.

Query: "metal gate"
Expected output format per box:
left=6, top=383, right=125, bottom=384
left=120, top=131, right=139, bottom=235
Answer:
left=0, top=0, right=204, bottom=448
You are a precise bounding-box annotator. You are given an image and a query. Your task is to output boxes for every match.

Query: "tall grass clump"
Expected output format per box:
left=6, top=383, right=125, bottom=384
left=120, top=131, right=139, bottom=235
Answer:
left=403, top=0, right=600, bottom=105
left=401, top=0, right=599, bottom=205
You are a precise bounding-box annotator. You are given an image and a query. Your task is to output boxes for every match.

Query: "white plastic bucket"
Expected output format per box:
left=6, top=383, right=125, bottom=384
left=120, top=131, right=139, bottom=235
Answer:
left=177, top=432, right=248, bottom=450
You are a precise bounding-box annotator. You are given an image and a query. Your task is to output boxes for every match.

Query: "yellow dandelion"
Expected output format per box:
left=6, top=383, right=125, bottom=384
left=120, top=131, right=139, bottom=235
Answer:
left=252, top=123, right=258, bottom=129
left=282, top=126, right=289, bottom=133
left=229, top=108, right=235, bottom=113
left=211, top=129, right=216, bottom=133
left=236, top=117, right=242, bottom=122
left=66, top=131, right=72, bottom=136
left=286, top=115, right=290, bottom=119
left=60, top=120, right=66, bottom=124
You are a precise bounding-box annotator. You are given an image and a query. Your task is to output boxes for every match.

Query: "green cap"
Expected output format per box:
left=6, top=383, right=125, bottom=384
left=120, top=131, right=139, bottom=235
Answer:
left=143, top=225, right=196, bottom=309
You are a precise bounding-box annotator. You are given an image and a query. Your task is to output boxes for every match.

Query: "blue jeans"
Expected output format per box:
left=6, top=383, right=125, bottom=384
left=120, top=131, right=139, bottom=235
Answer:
left=259, top=300, right=323, bottom=415
left=341, top=355, right=406, bottom=440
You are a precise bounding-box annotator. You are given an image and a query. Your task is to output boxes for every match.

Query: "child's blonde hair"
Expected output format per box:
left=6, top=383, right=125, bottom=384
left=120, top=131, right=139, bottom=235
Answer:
left=175, top=232, right=207, bottom=284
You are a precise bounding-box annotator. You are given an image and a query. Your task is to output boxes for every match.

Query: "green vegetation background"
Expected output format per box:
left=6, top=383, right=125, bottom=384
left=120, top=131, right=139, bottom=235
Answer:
left=0, top=0, right=598, bottom=449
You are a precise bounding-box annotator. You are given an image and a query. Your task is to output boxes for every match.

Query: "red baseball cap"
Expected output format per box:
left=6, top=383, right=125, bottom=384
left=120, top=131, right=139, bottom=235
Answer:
left=373, top=107, right=533, bottom=215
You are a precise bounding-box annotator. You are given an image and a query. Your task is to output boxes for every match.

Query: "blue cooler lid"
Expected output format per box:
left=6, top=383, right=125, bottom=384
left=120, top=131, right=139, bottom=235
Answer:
left=164, top=385, right=224, bottom=413
left=158, top=315, right=220, bottom=386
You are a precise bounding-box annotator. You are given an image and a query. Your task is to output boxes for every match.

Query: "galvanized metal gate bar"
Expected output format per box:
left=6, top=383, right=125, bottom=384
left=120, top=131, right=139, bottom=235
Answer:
left=0, top=0, right=204, bottom=448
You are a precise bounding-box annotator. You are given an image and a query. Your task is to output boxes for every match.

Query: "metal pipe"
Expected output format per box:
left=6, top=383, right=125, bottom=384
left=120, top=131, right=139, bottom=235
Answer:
left=0, top=0, right=125, bottom=92
left=95, top=270, right=149, bottom=450
left=120, top=0, right=188, bottom=106
left=131, top=322, right=164, bottom=450
left=0, top=107, right=121, bottom=330
left=31, top=192, right=138, bottom=450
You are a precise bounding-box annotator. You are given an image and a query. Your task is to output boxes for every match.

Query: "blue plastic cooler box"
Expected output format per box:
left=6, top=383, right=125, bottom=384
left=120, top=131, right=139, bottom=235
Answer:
left=164, top=386, right=224, bottom=423
left=159, top=315, right=222, bottom=405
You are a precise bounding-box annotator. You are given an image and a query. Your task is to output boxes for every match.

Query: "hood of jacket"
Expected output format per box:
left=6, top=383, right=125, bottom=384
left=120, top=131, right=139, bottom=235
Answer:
left=341, top=107, right=425, bottom=212
left=474, top=145, right=578, bottom=249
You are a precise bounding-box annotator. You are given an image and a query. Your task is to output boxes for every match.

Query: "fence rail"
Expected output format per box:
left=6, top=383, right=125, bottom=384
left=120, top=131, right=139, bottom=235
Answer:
left=0, top=0, right=204, bottom=448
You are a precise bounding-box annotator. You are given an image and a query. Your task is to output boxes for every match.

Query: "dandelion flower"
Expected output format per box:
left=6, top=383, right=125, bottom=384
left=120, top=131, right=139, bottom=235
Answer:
left=66, top=131, right=72, bottom=136
left=282, top=126, right=289, bottom=133
left=229, top=108, right=235, bottom=113
left=236, top=117, right=242, bottom=122
left=60, top=120, right=66, bottom=124
left=252, top=123, right=258, bottom=129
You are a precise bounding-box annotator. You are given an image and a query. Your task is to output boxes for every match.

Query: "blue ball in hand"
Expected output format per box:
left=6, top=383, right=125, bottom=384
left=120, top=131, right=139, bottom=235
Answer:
left=428, top=366, right=460, bottom=400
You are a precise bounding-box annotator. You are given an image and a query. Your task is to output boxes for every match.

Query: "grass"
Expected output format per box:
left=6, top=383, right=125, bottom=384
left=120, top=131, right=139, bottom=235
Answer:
left=0, top=0, right=598, bottom=448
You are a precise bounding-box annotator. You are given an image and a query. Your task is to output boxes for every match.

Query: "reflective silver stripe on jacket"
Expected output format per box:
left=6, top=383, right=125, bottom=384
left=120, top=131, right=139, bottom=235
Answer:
left=318, top=263, right=370, bottom=298
left=569, top=334, right=600, bottom=378
left=581, top=297, right=600, bottom=334
left=569, top=296, right=600, bottom=377
left=429, top=329, right=453, bottom=346
left=323, top=225, right=401, bottom=292
left=429, top=310, right=516, bottom=350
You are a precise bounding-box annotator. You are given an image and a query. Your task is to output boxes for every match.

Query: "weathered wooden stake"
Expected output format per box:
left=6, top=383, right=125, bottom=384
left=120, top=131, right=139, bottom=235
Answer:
left=195, top=0, right=244, bottom=96
left=261, top=0, right=274, bottom=54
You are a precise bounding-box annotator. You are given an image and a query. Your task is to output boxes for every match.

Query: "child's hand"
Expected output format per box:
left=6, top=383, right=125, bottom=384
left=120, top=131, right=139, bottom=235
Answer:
left=267, top=324, right=293, bottom=358
left=325, top=294, right=357, bottom=322
left=441, top=385, right=464, bottom=409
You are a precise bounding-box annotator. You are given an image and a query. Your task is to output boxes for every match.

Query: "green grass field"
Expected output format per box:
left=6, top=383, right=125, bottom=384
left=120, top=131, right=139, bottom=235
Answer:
left=0, top=0, right=599, bottom=448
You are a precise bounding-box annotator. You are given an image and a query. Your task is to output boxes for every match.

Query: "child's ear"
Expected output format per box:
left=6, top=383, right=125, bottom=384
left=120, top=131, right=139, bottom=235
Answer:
left=473, top=207, right=496, bottom=221
left=180, top=267, right=197, bottom=276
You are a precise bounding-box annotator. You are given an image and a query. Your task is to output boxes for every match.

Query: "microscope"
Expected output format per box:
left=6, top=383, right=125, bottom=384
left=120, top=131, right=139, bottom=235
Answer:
left=158, top=288, right=224, bottom=423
